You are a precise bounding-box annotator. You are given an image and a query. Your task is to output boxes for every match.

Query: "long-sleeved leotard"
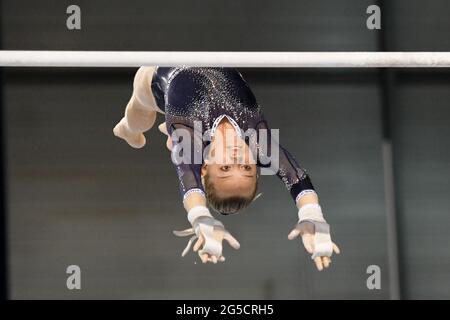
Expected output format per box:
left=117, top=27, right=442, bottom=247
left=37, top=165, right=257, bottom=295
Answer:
left=151, top=67, right=315, bottom=203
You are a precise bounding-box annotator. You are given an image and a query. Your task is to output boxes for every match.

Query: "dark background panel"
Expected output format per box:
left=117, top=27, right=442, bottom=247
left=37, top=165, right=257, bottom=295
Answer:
left=2, top=0, right=378, bottom=51
left=394, top=76, right=450, bottom=299
left=391, top=0, right=450, bottom=50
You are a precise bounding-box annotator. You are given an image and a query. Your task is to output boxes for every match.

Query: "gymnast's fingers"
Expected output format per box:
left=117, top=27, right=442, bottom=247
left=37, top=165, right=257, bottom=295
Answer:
left=193, top=234, right=204, bottom=252
left=223, top=231, right=240, bottom=250
left=322, top=257, right=331, bottom=268
left=333, top=243, right=341, bottom=254
left=301, top=235, right=314, bottom=254
left=200, top=253, right=209, bottom=263
left=288, top=227, right=301, bottom=240
left=199, top=252, right=220, bottom=264
left=314, top=257, right=323, bottom=271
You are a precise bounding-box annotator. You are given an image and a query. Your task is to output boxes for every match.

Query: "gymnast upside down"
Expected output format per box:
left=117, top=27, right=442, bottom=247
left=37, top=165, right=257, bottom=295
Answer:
left=113, top=66, right=340, bottom=270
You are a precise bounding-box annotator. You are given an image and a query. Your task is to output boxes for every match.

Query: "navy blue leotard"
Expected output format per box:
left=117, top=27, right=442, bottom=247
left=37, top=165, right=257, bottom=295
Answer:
left=151, top=67, right=315, bottom=202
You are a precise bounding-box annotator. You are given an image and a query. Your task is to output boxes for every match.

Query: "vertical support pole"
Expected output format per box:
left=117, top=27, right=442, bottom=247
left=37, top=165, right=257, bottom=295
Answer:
left=378, top=0, right=401, bottom=300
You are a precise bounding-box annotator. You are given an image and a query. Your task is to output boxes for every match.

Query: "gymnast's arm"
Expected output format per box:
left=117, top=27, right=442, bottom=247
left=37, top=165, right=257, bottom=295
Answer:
left=169, top=123, right=241, bottom=263
left=255, top=119, right=318, bottom=205
left=158, top=124, right=204, bottom=203
left=296, top=188, right=319, bottom=207
left=184, top=191, right=206, bottom=211
left=169, top=123, right=207, bottom=207
left=256, top=119, right=340, bottom=270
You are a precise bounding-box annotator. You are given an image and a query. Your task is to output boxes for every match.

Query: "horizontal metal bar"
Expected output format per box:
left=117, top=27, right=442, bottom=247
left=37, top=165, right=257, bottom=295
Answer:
left=1, top=51, right=450, bottom=68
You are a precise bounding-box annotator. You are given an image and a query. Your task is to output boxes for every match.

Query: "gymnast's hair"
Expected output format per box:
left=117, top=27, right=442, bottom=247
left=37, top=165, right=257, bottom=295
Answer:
left=203, top=173, right=259, bottom=215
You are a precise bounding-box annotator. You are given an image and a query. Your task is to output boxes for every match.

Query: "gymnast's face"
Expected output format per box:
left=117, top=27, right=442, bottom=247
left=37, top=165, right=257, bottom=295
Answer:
left=201, top=121, right=257, bottom=199
left=201, top=162, right=257, bottom=199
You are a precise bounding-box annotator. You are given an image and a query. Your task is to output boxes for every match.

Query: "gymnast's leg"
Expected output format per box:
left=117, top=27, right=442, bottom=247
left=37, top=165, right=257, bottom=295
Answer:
left=113, top=66, right=161, bottom=148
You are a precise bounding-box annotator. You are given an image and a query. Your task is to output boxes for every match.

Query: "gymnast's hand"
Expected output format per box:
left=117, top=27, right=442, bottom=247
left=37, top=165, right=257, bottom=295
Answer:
left=288, top=204, right=340, bottom=271
left=173, top=206, right=240, bottom=264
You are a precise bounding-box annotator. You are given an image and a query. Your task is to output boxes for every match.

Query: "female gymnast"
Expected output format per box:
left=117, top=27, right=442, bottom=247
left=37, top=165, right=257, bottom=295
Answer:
left=113, top=67, right=340, bottom=270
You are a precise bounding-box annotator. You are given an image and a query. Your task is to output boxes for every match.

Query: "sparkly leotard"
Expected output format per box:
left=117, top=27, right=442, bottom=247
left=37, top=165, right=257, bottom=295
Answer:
left=151, top=67, right=315, bottom=203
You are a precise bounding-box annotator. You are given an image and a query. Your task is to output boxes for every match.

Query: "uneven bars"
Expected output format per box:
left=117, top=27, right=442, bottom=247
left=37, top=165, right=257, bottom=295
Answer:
left=0, top=51, right=450, bottom=68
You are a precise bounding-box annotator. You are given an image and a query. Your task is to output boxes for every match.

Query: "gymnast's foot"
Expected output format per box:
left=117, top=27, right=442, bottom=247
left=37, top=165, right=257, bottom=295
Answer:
left=113, top=118, right=146, bottom=149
